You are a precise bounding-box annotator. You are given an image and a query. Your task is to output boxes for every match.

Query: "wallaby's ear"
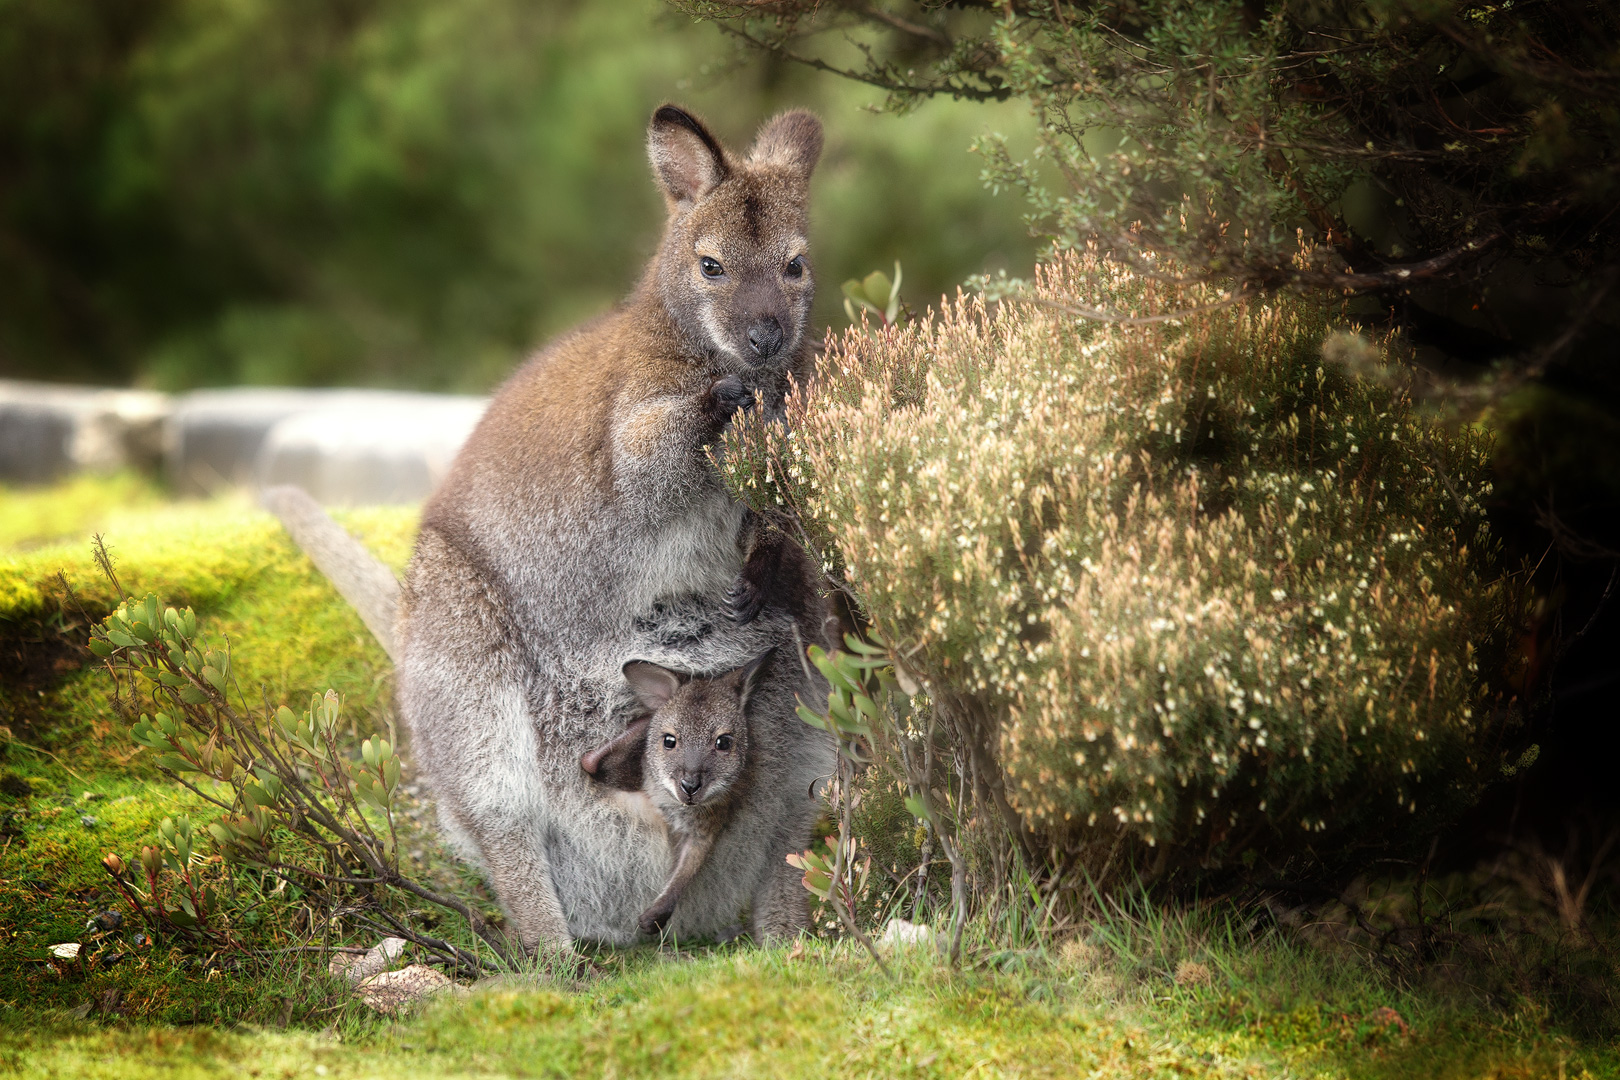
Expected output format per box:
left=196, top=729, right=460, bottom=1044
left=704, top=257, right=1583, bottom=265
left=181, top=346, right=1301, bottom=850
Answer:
left=623, top=660, right=685, bottom=711
left=734, top=646, right=777, bottom=713
left=747, top=110, right=822, bottom=178
left=648, top=105, right=729, bottom=211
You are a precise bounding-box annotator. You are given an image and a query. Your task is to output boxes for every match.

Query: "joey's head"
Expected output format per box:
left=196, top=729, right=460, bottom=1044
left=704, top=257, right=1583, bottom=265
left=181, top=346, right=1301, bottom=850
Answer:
left=623, top=648, right=775, bottom=808
left=646, top=105, right=822, bottom=370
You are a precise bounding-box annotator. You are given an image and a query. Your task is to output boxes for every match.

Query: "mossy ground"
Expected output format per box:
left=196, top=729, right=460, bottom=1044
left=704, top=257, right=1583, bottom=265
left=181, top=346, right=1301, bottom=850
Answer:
left=0, top=476, right=1613, bottom=1078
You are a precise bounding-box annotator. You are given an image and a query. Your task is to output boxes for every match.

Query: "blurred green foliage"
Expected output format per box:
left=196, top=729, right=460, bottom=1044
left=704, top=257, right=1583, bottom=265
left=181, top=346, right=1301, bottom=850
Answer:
left=0, top=0, right=1036, bottom=391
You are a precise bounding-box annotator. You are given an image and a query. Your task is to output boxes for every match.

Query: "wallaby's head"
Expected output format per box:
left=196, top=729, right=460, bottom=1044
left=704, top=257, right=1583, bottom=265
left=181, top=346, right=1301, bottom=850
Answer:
left=623, top=648, right=775, bottom=807
left=646, top=105, right=822, bottom=369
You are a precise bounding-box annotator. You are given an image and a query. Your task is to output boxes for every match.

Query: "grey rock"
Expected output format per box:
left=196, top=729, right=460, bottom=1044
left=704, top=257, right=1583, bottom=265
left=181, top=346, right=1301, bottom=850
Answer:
left=0, top=380, right=170, bottom=484
left=166, top=388, right=360, bottom=496
left=255, top=395, right=485, bottom=505
left=328, top=935, right=408, bottom=986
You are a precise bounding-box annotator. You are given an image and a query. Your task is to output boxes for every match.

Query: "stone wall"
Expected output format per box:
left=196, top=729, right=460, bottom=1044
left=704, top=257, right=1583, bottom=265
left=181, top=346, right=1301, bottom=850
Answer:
left=0, top=381, right=487, bottom=505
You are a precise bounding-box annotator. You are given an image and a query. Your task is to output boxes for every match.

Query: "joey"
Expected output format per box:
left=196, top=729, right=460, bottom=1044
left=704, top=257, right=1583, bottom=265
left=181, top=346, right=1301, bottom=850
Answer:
left=582, top=651, right=773, bottom=936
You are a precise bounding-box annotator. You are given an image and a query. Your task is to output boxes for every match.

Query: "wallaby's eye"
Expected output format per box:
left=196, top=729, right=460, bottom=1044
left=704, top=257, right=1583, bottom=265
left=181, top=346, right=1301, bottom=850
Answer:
left=662, top=733, right=677, bottom=749
left=784, top=256, right=805, bottom=279
left=699, top=256, right=724, bottom=278
left=715, top=734, right=734, bottom=752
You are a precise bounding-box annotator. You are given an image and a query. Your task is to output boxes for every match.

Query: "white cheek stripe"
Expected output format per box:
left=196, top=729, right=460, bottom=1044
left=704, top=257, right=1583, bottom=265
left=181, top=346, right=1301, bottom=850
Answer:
left=699, top=300, right=743, bottom=362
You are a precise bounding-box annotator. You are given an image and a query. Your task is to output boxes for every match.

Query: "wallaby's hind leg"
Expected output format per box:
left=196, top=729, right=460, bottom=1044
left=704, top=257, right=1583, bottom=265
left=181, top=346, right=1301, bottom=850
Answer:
left=443, top=806, right=571, bottom=953
left=639, top=832, right=715, bottom=937
left=750, top=847, right=812, bottom=944
left=399, top=525, right=574, bottom=954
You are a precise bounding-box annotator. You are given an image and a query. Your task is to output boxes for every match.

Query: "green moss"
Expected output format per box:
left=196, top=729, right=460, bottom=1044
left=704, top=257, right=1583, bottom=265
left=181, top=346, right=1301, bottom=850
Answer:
left=0, top=482, right=419, bottom=1032
left=0, top=472, right=167, bottom=554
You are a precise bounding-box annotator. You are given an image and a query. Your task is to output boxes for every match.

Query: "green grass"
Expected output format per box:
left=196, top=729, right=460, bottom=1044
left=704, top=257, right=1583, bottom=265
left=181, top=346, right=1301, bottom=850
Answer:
left=3, top=939, right=1610, bottom=1079
left=0, top=477, right=1614, bottom=1079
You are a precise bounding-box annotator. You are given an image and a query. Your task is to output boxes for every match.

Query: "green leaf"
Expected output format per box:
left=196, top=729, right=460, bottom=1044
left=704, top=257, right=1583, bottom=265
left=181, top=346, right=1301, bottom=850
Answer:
left=843, top=633, right=886, bottom=655
left=862, top=271, right=892, bottom=305
left=86, top=639, right=113, bottom=659
left=179, top=686, right=209, bottom=705
left=796, top=704, right=830, bottom=730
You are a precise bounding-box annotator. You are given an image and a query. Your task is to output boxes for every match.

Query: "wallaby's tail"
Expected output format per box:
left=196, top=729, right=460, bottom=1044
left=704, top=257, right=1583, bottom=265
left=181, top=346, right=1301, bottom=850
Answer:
left=261, top=485, right=401, bottom=662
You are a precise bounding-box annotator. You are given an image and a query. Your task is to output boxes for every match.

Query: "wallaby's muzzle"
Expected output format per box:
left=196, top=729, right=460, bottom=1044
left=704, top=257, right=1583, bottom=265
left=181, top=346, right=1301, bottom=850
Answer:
left=747, top=317, right=784, bottom=359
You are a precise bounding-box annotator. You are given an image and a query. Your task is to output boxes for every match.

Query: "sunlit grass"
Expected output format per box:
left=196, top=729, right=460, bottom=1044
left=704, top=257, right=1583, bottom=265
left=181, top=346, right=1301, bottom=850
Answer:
left=0, top=472, right=166, bottom=554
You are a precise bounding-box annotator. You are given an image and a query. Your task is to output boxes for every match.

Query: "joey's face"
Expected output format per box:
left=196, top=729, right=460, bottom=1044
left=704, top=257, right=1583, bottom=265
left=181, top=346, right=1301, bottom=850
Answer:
left=646, top=106, right=822, bottom=369
left=651, top=688, right=748, bottom=807
left=621, top=648, right=776, bottom=809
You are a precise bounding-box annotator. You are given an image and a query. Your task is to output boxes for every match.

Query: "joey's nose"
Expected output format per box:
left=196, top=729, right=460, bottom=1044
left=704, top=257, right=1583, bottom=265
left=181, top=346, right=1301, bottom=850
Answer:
left=747, top=317, right=783, bottom=358
left=679, top=776, right=702, bottom=797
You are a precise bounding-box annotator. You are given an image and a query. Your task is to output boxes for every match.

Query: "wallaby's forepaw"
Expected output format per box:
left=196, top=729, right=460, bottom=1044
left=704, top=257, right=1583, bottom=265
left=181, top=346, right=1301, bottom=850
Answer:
left=725, top=573, right=765, bottom=624
left=703, top=374, right=755, bottom=429
left=638, top=902, right=675, bottom=937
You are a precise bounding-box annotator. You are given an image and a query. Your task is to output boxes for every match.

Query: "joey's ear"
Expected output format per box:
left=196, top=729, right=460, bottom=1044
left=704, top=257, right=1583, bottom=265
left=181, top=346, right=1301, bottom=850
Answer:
left=747, top=110, right=822, bottom=177
left=648, top=105, right=730, bottom=211
left=733, top=646, right=777, bottom=713
left=623, top=660, right=684, bottom=711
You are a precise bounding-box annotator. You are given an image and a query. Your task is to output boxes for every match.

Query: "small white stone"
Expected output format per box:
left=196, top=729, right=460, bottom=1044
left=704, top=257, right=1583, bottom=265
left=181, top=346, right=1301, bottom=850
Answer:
left=50, top=943, right=81, bottom=960
left=330, top=936, right=409, bottom=986
left=355, top=964, right=467, bottom=1015
left=878, top=919, right=933, bottom=949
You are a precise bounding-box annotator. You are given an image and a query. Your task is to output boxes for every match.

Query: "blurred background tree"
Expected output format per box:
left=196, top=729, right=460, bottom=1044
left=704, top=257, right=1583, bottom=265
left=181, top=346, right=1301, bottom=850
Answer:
left=0, top=0, right=1038, bottom=391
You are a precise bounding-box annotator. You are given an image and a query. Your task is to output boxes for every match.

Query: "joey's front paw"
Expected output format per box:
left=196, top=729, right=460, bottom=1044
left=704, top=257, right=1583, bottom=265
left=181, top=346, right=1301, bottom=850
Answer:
left=702, top=374, right=755, bottom=429
left=725, top=573, right=765, bottom=624
left=638, top=901, right=675, bottom=937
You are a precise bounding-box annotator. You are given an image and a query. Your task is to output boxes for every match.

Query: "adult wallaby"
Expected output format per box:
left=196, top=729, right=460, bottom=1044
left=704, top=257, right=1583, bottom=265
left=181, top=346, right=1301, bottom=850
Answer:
left=581, top=649, right=774, bottom=937
left=270, top=105, right=835, bottom=952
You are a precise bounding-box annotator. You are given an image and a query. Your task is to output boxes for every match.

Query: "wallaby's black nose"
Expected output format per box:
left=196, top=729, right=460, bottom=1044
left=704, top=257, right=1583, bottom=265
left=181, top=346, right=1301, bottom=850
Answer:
left=679, top=776, right=702, bottom=797
left=747, top=317, right=783, bottom=358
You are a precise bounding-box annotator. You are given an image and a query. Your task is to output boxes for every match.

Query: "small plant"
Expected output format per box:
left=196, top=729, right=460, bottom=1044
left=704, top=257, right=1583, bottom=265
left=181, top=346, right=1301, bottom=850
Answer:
left=792, top=633, right=978, bottom=964
left=842, top=262, right=905, bottom=328
left=84, top=548, right=512, bottom=976
left=790, top=636, right=893, bottom=970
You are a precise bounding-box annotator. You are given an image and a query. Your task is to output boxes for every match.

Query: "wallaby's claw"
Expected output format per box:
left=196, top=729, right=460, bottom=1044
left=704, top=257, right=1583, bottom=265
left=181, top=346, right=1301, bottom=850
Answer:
left=725, top=574, right=765, bottom=624
left=704, top=374, right=755, bottom=426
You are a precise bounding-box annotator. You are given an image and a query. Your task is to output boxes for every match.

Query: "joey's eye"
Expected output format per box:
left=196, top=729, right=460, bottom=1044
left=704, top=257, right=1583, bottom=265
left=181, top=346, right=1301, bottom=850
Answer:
left=663, top=733, right=677, bottom=749
left=715, top=734, right=734, bottom=752
left=700, top=256, right=724, bottom=278
left=784, top=256, right=805, bottom=279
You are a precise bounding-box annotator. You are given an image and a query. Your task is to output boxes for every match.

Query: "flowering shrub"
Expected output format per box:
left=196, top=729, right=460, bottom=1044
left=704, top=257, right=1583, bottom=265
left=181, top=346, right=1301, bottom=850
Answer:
left=724, top=250, right=1516, bottom=873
